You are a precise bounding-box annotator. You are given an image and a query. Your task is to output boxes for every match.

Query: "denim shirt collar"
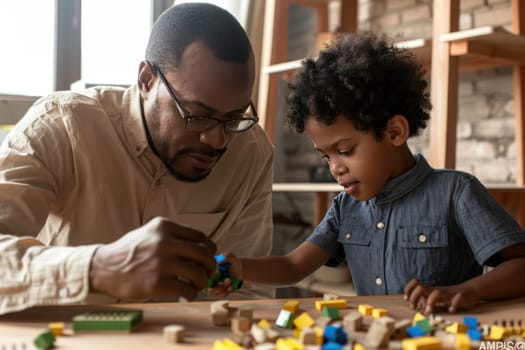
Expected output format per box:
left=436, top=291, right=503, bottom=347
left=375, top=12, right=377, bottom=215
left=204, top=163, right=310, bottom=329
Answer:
left=373, top=154, right=433, bottom=205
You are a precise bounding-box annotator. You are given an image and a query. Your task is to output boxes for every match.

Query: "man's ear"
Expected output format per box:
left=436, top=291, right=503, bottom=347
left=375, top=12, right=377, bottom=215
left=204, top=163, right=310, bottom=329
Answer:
left=137, top=61, right=156, bottom=98
left=386, top=114, right=410, bottom=146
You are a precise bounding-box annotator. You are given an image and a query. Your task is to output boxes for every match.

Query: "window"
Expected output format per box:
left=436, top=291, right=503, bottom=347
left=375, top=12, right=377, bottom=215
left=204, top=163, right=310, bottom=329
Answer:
left=0, top=0, right=56, bottom=96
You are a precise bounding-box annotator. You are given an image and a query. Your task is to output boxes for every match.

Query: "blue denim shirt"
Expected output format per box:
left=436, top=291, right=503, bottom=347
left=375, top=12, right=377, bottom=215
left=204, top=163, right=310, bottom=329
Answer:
left=307, top=154, right=525, bottom=295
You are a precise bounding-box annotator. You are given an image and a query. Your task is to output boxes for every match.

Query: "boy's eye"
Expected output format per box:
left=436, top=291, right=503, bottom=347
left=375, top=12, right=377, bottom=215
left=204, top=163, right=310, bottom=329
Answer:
left=320, top=154, right=330, bottom=162
left=338, top=147, right=355, bottom=156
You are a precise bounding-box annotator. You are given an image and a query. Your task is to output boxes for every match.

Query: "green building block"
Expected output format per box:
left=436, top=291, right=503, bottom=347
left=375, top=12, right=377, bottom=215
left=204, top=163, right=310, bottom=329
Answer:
left=322, top=306, right=340, bottom=320
left=34, top=330, right=55, bottom=349
left=72, top=310, right=143, bottom=332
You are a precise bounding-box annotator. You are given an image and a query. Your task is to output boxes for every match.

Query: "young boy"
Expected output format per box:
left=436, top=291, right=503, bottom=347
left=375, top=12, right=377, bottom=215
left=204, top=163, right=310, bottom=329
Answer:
left=212, top=32, right=525, bottom=313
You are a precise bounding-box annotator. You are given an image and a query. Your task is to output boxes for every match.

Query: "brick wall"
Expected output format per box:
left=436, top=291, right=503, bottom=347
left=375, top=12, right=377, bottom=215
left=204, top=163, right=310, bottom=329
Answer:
left=271, top=0, right=516, bottom=254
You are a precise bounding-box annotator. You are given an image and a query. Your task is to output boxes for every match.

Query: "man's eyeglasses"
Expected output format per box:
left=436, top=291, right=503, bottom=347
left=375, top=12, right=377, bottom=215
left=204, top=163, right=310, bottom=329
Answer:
left=148, top=62, right=259, bottom=133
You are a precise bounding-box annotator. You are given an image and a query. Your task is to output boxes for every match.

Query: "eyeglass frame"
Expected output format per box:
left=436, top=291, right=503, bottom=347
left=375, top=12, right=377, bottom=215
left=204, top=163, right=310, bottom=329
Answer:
left=146, top=61, right=259, bottom=133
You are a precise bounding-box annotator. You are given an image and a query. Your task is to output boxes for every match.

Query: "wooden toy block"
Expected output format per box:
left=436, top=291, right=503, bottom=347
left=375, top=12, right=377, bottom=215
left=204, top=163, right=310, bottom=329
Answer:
left=254, top=344, right=277, bottom=350
left=293, top=312, right=315, bottom=331
left=235, top=307, right=254, bottom=322
left=393, top=319, right=412, bottom=339
left=323, top=342, right=343, bottom=350
left=315, top=315, right=332, bottom=328
left=365, top=320, right=390, bottom=348
left=353, top=343, right=366, bottom=350
left=343, top=311, right=363, bottom=332
left=231, top=316, right=251, bottom=334
left=406, top=325, right=427, bottom=337
left=455, top=333, right=470, bottom=350
left=72, top=310, right=143, bottom=332
left=467, top=328, right=482, bottom=341
left=357, top=304, right=373, bottom=315
left=299, top=327, right=317, bottom=345
left=283, top=300, right=300, bottom=313
left=315, top=299, right=348, bottom=311
left=275, top=309, right=294, bottom=328
left=33, top=330, right=55, bottom=350
left=445, top=322, right=467, bottom=334
left=211, top=301, right=237, bottom=326
left=323, top=325, right=347, bottom=344
left=378, top=316, right=396, bottom=334
left=412, top=312, right=426, bottom=325
left=372, top=308, right=388, bottom=318
left=401, top=336, right=441, bottom=350
left=323, top=293, right=340, bottom=300
left=488, top=325, right=509, bottom=340
left=463, top=316, right=478, bottom=330
left=163, top=324, right=184, bottom=344
left=322, top=306, right=340, bottom=320
left=276, top=337, right=304, bottom=350
left=257, top=319, right=271, bottom=328
left=47, top=322, right=64, bottom=336
left=415, top=319, right=431, bottom=333
left=213, top=338, right=246, bottom=350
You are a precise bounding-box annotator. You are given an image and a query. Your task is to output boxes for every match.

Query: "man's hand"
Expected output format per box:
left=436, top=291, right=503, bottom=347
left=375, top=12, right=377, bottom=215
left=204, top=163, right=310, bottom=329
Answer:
left=89, top=217, right=217, bottom=301
left=404, top=278, right=481, bottom=313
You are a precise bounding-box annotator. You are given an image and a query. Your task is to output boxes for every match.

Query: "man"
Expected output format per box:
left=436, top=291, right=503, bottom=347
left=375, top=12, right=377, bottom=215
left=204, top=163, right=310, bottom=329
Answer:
left=0, top=3, right=274, bottom=315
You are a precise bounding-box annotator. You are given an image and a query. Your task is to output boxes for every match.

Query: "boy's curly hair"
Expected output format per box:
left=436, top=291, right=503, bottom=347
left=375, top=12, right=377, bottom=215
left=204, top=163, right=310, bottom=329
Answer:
left=286, top=32, right=432, bottom=140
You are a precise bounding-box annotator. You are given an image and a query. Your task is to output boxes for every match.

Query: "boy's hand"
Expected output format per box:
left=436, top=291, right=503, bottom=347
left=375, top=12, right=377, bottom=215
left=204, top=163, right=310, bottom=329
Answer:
left=403, top=278, right=480, bottom=313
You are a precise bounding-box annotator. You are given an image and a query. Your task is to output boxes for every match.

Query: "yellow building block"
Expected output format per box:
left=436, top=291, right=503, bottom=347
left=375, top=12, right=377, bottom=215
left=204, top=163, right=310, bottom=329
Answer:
left=293, top=312, right=315, bottom=331
left=48, top=322, right=64, bottom=336
left=353, top=343, right=366, bottom=350
left=257, top=319, right=271, bottom=328
left=276, top=337, right=305, bottom=350
left=315, top=299, right=348, bottom=311
left=372, top=308, right=388, bottom=318
left=455, top=333, right=470, bottom=350
left=401, top=336, right=441, bottom=350
left=445, top=322, right=468, bottom=334
left=488, top=325, right=509, bottom=340
left=213, top=338, right=246, bottom=350
left=283, top=300, right=300, bottom=313
left=412, top=312, right=426, bottom=325
left=358, top=304, right=373, bottom=316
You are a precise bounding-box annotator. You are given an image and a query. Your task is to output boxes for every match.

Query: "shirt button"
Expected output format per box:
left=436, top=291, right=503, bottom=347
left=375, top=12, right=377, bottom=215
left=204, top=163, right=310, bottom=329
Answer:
left=59, top=288, right=68, bottom=298
left=376, top=222, right=385, bottom=230
left=375, top=278, right=383, bottom=285
left=345, top=233, right=351, bottom=240
left=418, top=234, right=428, bottom=243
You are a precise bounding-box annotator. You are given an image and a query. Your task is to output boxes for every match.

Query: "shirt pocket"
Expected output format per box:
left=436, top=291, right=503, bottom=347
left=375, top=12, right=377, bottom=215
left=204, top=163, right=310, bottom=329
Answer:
left=172, top=211, right=227, bottom=237
left=397, top=224, right=449, bottom=286
left=337, top=226, right=372, bottom=273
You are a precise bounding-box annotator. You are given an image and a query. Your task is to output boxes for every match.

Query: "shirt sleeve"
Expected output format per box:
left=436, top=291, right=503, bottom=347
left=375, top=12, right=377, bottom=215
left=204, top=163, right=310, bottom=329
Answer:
left=0, top=99, right=95, bottom=314
left=454, top=176, right=525, bottom=266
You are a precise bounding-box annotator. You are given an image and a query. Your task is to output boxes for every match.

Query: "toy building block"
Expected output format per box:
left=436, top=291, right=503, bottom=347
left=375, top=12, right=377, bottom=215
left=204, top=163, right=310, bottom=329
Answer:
left=299, top=327, right=319, bottom=345
left=488, top=325, right=509, bottom=340
left=47, top=322, right=64, bottom=336
left=315, top=315, right=332, bottom=328
left=401, top=336, right=441, bottom=350
left=293, top=312, right=315, bottom=331
left=323, top=325, right=347, bottom=344
left=276, top=337, right=304, bottom=350
left=231, top=316, right=251, bottom=334
left=257, top=319, right=272, bottom=328
left=353, top=343, right=366, bottom=350
left=211, top=300, right=235, bottom=326
left=463, top=316, right=478, bottom=330
left=250, top=323, right=279, bottom=344
left=275, top=309, right=294, bottom=329
left=412, top=312, right=426, bottom=325
left=322, top=306, right=340, bottom=320
left=283, top=300, right=300, bottom=313
left=415, top=319, right=432, bottom=334
left=467, top=328, right=483, bottom=341
left=372, top=308, right=388, bottom=318
left=406, top=325, right=427, bottom=338
left=357, top=304, right=373, bottom=316
left=322, top=342, right=343, bottom=350
left=455, top=333, right=470, bottom=350
left=213, top=338, right=246, bottom=350
left=365, top=320, right=391, bottom=348
left=163, top=324, right=185, bottom=344
left=323, top=293, right=340, bottom=300
left=445, top=322, right=468, bottom=334
left=378, top=316, right=396, bottom=334
left=208, top=254, right=244, bottom=292
left=315, top=299, right=348, bottom=311
left=235, top=307, right=254, bottom=323
left=343, top=311, right=363, bottom=332
left=33, top=330, right=55, bottom=350
left=393, top=319, right=412, bottom=339
left=72, top=310, right=143, bottom=332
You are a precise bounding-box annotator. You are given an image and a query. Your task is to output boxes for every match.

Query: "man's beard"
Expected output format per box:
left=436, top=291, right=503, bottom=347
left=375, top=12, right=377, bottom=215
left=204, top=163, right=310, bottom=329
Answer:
left=161, top=147, right=226, bottom=182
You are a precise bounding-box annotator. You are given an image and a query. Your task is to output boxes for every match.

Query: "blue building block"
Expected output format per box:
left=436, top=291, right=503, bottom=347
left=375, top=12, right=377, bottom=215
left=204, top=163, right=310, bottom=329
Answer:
left=464, top=316, right=478, bottom=330
left=406, top=325, right=427, bottom=337
left=323, top=325, right=347, bottom=344
left=467, top=329, right=483, bottom=341
left=322, top=342, right=343, bottom=350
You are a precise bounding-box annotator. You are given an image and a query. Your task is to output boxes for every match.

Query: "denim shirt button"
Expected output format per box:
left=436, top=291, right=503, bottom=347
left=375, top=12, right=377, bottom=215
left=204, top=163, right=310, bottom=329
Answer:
left=375, top=277, right=383, bottom=285
left=345, top=233, right=351, bottom=240
left=418, top=234, right=428, bottom=243
left=376, top=222, right=385, bottom=230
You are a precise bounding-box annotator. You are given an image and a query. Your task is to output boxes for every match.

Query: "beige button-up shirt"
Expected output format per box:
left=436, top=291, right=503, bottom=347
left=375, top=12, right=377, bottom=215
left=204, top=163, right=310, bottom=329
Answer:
left=0, top=86, right=274, bottom=314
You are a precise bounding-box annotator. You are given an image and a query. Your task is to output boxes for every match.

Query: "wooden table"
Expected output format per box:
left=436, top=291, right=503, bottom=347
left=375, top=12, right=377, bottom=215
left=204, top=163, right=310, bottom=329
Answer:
left=1, top=295, right=524, bottom=349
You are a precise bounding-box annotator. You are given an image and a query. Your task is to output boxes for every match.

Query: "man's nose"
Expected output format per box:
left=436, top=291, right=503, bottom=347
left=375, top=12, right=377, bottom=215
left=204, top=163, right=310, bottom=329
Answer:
left=199, top=125, right=229, bottom=150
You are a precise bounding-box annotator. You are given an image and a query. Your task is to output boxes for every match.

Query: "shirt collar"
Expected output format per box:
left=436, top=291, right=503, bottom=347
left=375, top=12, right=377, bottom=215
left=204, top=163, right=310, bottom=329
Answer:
left=121, top=84, right=150, bottom=158
left=373, top=154, right=433, bottom=205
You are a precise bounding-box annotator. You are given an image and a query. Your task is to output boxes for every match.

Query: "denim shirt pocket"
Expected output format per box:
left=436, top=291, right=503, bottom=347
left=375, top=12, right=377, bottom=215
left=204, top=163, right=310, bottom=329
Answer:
left=397, top=224, right=449, bottom=286
left=337, top=226, right=372, bottom=274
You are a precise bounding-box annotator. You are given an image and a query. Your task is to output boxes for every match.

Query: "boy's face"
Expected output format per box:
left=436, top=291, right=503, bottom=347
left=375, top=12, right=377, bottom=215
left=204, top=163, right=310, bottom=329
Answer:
left=305, top=115, right=404, bottom=201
